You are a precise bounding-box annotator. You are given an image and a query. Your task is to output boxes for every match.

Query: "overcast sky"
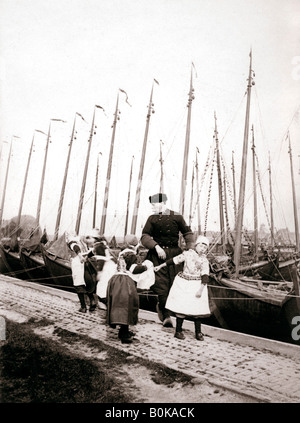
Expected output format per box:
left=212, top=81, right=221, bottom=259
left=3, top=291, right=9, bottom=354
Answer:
left=0, top=0, right=299, bottom=239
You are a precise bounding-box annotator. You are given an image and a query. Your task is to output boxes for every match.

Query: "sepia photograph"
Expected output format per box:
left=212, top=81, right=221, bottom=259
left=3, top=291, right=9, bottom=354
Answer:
left=0, top=0, right=299, bottom=408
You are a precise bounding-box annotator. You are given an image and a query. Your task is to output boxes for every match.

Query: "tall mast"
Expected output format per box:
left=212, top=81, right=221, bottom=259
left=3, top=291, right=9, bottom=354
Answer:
left=214, top=112, right=226, bottom=253
left=251, top=126, right=259, bottom=260
left=124, top=155, right=134, bottom=236
left=179, top=66, right=195, bottom=217
left=93, top=152, right=101, bottom=229
left=36, top=119, right=65, bottom=226
left=0, top=136, right=18, bottom=225
left=189, top=163, right=195, bottom=227
left=54, top=114, right=81, bottom=240
left=231, top=151, right=237, bottom=220
left=288, top=132, right=299, bottom=252
left=131, top=83, right=156, bottom=235
left=17, top=130, right=46, bottom=231
left=76, top=105, right=102, bottom=235
left=0, top=140, right=8, bottom=189
left=159, top=140, right=164, bottom=193
left=268, top=151, right=275, bottom=249
left=223, top=162, right=229, bottom=245
left=100, top=94, right=120, bottom=235
left=195, top=147, right=201, bottom=235
left=234, top=50, right=255, bottom=276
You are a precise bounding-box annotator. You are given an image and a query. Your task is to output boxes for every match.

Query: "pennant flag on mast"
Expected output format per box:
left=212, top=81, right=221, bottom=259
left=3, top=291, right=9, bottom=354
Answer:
left=76, top=112, right=87, bottom=122
left=154, top=78, right=159, bottom=85
left=95, top=104, right=107, bottom=116
left=119, top=88, right=132, bottom=106
left=191, top=62, right=198, bottom=78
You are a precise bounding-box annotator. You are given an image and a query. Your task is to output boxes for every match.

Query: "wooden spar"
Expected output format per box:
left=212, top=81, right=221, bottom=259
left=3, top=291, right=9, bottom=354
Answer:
left=222, top=162, right=229, bottom=245
left=288, top=132, right=300, bottom=311
left=0, top=141, right=8, bottom=189
left=0, top=136, right=16, bottom=225
left=131, top=84, right=155, bottom=235
left=124, top=155, right=134, bottom=236
left=195, top=147, right=201, bottom=235
left=36, top=119, right=65, bottom=226
left=54, top=114, right=79, bottom=240
left=36, top=122, right=51, bottom=225
left=268, top=151, right=275, bottom=249
left=288, top=132, right=300, bottom=252
left=251, top=126, right=258, bottom=261
left=214, top=112, right=226, bottom=254
left=231, top=150, right=237, bottom=220
left=179, top=67, right=195, bottom=217
left=159, top=140, right=164, bottom=193
left=100, top=94, right=120, bottom=235
left=75, top=106, right=99, bottom=235
left=234, top=51, right=254, bottom=276
left=16, top=131, right=37, bottom=230
left=188, top=163, right=195, bottom=227
left=93, top=152, right=101, bottom=229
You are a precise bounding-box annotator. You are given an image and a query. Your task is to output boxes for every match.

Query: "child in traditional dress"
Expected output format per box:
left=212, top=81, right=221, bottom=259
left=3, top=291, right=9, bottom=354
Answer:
left=67, top=229, right=100, bottom=313
left=106, top=247, right=153, bottom=344
left=154, top=235, right=211, bottom=341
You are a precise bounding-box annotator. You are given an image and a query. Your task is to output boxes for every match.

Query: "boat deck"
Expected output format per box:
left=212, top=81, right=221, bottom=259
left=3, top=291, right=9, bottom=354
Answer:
left=0, top=274, right=300, bottom=403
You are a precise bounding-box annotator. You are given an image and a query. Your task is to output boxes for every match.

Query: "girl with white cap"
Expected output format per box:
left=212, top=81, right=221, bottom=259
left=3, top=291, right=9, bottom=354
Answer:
left=154, top=235, right=211, bottom=341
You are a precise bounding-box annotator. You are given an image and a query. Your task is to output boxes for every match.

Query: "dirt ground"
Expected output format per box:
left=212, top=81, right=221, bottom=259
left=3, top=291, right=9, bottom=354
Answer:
left=31, top=321, right=259, bottom=403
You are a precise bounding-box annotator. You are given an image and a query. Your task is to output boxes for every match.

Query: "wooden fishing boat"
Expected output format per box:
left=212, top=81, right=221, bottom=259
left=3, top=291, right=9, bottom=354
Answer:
left=206, top=51, right=300, bottom=344
left=237, top=130, right=300, bottom=282
left=0, top=122, right=64, bottom=281
left=0, top=243, right=28, bottom=280
left=0, top=136, right=29, bottom=279
left=41, top=233, right=74, bottom=289
left=18, top=113, right=79, bottom=283
left=19, top=112, right=91, bottom=285
left=208, top=271, right=298, bottom=343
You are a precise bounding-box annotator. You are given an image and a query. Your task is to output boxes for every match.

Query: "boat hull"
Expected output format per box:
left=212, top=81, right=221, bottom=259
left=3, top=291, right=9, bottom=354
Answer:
left=239, top=259, right=276, bottom=279
left=209, top=275, right=299, bottom=344
left=0, top=245, right=29, bottom=280
left=270, top=258, right=300, bottom=282
left=41, top=247, right=74, bottom=291
left=19, top=249, right=53, bottom=285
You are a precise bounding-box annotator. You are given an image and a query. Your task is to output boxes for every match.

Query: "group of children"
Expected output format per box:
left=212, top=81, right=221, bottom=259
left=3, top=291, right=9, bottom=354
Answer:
left=68, top=229, right=211, bottom=344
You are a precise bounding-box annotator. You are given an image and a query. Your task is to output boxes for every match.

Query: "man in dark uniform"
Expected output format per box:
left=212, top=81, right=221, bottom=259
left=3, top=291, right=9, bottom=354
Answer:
left=141, top=193, right=194, bottom=327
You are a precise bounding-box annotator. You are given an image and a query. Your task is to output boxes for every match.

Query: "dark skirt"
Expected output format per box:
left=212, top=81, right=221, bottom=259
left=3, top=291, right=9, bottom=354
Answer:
left=106, top=273, right=139, bottom=326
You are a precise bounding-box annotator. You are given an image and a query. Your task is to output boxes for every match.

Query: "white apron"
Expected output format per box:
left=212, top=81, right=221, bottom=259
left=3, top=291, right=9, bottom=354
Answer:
left=165, top=250, right=211, bottom=317
left=166, top=273, right=210, bottom=317
left=96, top=258, right=117, bottom=298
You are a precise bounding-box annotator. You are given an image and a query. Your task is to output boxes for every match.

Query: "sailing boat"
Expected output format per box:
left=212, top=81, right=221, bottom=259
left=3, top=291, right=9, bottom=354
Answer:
left=237, top=127, right=279, bottom=279
left=17, top=129, right=53, bottom=283
left=266, top=132, right=300, bottom=281
left=239, top=132, right=300, bottom=281
left=208, top=51, right=300, bottom=344
left=20, top=114, right=86, bottom=285
left=0, top=131, right=48, bottom=281
left=41, top=105, right=103, bottom=289
left=0, top=135, right=28, bottom=279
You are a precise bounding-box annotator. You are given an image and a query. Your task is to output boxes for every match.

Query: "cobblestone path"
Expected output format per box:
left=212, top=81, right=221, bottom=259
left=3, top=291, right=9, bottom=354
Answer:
left=0, top=276, right=299, bottom=403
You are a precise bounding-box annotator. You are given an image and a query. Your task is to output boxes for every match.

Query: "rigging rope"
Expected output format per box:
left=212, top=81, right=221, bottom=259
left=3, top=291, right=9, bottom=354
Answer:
left=203, top=148, right=216, bottom=235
